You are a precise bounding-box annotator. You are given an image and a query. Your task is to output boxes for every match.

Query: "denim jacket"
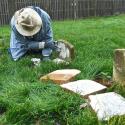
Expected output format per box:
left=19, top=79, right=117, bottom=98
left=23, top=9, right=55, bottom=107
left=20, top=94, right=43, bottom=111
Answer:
left=10, top=6, right=53, bottom=61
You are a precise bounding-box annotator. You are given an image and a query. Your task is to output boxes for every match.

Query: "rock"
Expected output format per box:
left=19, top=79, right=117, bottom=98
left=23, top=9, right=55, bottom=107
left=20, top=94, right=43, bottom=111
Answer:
left=60, top=80, right=107, bottom=98
left=53, top=58, right=69, bottom=65
left=89, top=92, right=125, bottom=120
left=80, top=103, right=88, bottom=109
left=40, top=69, right=81, bottom=84
left=31, top=58, right=41, bottom=66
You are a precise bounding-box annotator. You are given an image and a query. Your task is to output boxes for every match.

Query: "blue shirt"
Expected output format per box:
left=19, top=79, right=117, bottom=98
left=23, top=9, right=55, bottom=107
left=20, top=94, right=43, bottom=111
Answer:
left=10, top=6, right=53, bottom=61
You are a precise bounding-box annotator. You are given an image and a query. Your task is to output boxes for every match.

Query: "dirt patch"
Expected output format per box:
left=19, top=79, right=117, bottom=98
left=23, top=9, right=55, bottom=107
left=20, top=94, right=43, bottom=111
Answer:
left=94, top=78, right=113, bottom=87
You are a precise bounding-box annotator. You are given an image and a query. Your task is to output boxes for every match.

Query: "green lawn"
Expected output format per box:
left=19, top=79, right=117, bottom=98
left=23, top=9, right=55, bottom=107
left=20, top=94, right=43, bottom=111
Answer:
left=0, top=15, right=125, bottom=125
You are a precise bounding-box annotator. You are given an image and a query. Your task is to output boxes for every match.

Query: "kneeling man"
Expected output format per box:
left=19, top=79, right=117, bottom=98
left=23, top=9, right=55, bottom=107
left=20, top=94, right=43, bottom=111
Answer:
left=10, top=6, right=57, bottom=61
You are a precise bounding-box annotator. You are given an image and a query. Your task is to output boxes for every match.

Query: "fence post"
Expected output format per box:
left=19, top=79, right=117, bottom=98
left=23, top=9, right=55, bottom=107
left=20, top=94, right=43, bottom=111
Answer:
left=8, top=0, right=16, bottom=19
left=94, top=0, right=97, bottom=17
left=112, top=0, right=114, bottom=15
left=73, top=0, right=77, bottom=20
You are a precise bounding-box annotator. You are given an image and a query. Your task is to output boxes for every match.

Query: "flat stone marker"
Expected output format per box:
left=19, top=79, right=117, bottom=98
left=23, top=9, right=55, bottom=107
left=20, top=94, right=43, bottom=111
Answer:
left=89, top=92, right=125, bottom=120
left=60, top=80, right=107, bottom=98
left=40, top=69, right=81, bottom=84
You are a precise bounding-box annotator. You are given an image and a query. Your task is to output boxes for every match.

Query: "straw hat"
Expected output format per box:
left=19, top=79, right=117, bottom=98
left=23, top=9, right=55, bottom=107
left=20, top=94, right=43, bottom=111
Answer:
left=14, top=8, right=42, bottom=36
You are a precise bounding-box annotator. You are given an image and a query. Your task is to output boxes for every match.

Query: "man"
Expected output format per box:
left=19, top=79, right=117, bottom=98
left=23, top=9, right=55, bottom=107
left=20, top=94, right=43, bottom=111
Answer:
left=10, top=6, right=58, bottom=61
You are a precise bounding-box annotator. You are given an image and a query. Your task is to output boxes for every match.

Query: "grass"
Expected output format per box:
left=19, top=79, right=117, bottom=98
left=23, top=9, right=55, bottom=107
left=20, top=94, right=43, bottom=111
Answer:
left=0, top=14, right=125, bottom=124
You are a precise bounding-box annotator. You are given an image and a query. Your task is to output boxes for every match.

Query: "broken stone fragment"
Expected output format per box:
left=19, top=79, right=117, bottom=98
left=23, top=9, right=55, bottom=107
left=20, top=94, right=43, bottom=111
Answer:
left=40, top=69, right=81, bottom=84
left=60, top=80, right=107, bottom=98
left=89, top=92, right=125, bottom=120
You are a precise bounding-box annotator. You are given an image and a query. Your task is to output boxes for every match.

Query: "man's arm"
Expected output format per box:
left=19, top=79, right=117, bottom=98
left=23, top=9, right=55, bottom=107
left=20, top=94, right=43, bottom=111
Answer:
left=10, top=30, right=28, bottom=61
left=42, top=14, right=57, bottom=50
left=45, top=15, right=53, bottom=43
left=10, top=17, right=28, bottom=61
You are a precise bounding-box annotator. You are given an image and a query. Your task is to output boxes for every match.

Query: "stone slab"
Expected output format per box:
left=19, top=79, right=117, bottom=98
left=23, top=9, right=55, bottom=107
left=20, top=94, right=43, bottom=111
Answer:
left=40, top=69, right=81, bottom=84
left=89, top=92, right=125, bottom=120
left=60, top=80, right=107, bottom=97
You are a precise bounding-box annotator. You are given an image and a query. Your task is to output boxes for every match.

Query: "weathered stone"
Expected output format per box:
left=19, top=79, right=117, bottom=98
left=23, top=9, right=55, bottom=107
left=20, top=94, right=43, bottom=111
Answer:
left=57, top=40, right=75, bottom=61
left=89, top=92, right=125, bottom=120
left=40, top=69, right=81, bottom=84
left=113, top=49, right=125, bottom=84
left=60, top=80, right=107, bottom=98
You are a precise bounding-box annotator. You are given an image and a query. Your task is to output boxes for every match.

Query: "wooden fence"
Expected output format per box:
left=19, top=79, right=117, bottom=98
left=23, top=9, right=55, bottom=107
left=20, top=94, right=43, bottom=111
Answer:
left=1, top=0, right=125, bottom=25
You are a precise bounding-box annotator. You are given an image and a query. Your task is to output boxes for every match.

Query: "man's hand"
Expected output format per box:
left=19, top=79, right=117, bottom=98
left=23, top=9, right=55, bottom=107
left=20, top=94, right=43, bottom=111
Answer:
left=44, top=41, right=58, bottom=50
left=28, top=41, right=56, bottom=50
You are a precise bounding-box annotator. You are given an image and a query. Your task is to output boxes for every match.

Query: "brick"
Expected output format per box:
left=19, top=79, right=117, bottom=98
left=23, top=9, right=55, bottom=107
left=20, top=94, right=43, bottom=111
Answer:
left=60, top=80, right=107, bottom=98
left=89, top=92, right=125, bottom=120
left=40, top=69, right=81, bottom=84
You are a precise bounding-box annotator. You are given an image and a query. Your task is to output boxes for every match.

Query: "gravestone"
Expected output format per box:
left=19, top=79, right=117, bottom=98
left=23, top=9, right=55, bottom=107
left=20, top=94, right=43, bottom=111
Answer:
left=89, top=92, right=125, bottom=120
left=57, top=40, right=75, bottom=61
left=60, top=80, right=107, bottom=98
left=40, top=69, right=81, bottom=84
left=113, top=49, right=125, bottom=85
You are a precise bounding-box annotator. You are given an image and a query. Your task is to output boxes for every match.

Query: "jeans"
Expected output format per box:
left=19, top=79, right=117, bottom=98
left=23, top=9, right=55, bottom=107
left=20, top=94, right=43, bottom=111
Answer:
left=8, top=48, right=52, bottom=61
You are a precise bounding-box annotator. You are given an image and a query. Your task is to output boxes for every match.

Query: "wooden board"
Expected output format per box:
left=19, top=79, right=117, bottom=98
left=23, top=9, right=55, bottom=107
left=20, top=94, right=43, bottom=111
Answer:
left=60, top=80, right=107, bottom=98
left=40, top=69, right=81, bottom=84
left=89, top=92, right=125, bottom=120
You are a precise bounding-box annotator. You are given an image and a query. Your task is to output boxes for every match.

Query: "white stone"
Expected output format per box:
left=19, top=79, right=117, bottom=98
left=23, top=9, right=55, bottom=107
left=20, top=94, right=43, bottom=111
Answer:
left=31, top=58, right=41, bottom=66
left=60, top=80, right=107, bottom=97
left=53, top=58, right=69, bottom=64
left=50, top=69, right=81, bottom=75
left=89, top=92, right=125, bottom=120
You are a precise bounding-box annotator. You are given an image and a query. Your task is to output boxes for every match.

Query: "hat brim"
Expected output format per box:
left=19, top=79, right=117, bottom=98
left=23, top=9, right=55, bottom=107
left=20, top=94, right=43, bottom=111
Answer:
left=15, top=8, right=42, bottom=36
